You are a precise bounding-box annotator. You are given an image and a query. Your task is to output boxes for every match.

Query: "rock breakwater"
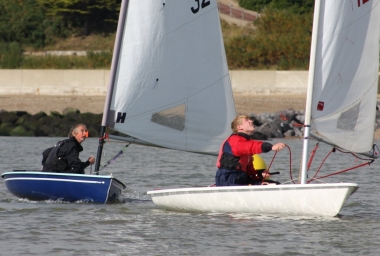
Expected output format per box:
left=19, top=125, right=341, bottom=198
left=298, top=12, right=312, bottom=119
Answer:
left=1, top=106, right=379, bottom=140
left=0, top=108, right=102, bottom=137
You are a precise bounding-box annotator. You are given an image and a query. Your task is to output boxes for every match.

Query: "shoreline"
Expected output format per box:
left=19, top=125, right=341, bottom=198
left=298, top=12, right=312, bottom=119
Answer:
left=0, top=94, right=307, bottom=115
left=1, top=94, right=380, bottom=139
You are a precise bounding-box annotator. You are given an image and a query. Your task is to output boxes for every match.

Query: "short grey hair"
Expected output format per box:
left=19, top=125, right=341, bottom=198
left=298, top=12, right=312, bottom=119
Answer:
left=68, top=124, right=87, bottom=137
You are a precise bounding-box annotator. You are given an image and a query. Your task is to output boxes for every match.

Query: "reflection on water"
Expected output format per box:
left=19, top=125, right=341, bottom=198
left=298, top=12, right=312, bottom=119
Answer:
left=1, top=137, right=380, bottom=255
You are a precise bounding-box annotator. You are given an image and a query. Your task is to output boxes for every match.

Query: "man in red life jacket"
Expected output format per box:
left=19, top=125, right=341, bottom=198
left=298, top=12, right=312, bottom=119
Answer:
left=215, top=115, right=285, bottom=186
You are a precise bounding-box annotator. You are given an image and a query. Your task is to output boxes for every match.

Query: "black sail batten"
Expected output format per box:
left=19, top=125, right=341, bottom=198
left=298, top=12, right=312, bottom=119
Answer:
left=95, top=0, right=131, bottom=174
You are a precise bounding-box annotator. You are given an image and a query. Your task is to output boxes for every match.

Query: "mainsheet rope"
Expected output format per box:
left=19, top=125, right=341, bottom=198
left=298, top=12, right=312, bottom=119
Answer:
left=265, top=142, right=375, bottom=184
left=306, top=146, right=375, bottom=183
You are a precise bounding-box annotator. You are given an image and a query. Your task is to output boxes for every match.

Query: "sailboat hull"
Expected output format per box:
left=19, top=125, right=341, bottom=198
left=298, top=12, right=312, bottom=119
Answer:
left=2, top=171, right=126, bottom=204
left=147, top=183, right=358, bottom=217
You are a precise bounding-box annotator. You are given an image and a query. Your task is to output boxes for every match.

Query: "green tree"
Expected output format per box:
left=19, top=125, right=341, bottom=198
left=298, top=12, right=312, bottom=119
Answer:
left=0, top=0, right=47, bottom=47
left=37, top=0, right=121, bottom=35
left=270, top=0, right=314, bottom=14
left=239, top=0, right=271, bottom=12
left=225, top=7, right=312, bottom=69
left=239, top=0, right=314, bottom=14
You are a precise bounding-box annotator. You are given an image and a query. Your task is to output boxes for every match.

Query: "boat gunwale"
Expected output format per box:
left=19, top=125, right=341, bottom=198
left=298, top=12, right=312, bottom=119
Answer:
left=147, top=183, right=359, bottom=197
left=1, top=171, right=127, bottom=189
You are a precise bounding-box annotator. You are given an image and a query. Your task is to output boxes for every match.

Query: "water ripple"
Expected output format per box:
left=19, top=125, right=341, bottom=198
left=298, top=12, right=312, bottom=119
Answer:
left=1, top=137, right=380, bottom=255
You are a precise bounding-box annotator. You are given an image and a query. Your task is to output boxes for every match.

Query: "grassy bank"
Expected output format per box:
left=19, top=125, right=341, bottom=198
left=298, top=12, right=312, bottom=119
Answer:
left=0, top=9, right=311, bottom=70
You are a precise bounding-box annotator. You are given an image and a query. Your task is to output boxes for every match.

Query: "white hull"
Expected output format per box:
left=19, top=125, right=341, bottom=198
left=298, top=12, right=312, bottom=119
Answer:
left=147, top=183, right=358, bottom=217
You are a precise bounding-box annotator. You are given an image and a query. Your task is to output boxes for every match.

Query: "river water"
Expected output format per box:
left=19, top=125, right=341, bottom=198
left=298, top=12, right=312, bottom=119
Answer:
left=1, top=136, right=380, bottom=255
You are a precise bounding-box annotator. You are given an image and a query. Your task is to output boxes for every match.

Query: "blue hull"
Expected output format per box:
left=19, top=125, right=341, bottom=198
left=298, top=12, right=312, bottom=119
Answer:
left=1, top=171, right=126, bottom=204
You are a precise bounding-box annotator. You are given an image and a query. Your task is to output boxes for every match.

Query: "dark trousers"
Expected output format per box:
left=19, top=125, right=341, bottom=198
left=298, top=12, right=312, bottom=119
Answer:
left=215, top=169, right=261, bottom=186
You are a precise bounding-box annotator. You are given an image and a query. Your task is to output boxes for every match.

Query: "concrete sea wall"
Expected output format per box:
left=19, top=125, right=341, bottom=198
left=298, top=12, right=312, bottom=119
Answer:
left=0, top=70, right=110, bottom=96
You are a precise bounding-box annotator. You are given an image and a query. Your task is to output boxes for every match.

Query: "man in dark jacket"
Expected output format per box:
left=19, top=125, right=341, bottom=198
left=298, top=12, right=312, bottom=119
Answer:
left=42, top=124, right=95, bottom=174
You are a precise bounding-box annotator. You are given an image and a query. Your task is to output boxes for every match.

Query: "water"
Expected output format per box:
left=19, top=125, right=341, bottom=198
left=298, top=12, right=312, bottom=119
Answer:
left=1, top=137, right=380, bottom=255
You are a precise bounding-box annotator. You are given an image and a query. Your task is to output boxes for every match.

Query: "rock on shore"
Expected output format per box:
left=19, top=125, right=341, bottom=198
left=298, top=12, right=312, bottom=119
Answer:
left=0, top=106, right=372, bottom=140
left=0, top=108, right=102, bottom=137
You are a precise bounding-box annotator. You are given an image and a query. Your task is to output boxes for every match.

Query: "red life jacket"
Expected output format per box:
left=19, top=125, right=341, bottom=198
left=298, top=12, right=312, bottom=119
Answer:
left=216, top=133, right=264, bottom=175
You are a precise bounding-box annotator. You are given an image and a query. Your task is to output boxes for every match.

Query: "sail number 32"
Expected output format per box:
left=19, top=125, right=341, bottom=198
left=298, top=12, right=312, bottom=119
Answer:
left=191, top=0, right=210, bottom=14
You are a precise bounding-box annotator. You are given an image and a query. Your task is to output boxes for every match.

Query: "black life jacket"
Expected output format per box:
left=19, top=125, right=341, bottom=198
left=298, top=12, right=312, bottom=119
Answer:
left=219, top=152, right=242, bottom=170
left=43, top=139, right=71, bottom=172
left=41, top=147, right=53, bottom=165
left=218, top=133, right=252, bottom=170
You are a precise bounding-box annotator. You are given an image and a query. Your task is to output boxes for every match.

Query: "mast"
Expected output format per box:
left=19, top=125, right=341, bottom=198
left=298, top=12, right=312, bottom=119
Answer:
left=300, top=0, right=321, bottom=184
left=94, top=0, right=130, bottom=174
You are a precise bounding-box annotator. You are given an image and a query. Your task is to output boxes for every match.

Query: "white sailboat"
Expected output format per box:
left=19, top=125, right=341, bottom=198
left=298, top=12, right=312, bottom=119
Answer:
left=101, top=0, right=380, bottom=216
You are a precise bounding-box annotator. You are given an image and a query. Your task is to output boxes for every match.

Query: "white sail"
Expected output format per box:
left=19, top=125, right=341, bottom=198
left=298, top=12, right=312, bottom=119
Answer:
left=105, top=0, right=236, bottom=154
left=309, top=0, right=380, bottom=153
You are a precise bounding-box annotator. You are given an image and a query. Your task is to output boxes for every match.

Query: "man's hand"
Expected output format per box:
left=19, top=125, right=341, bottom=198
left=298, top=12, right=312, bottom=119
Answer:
left=88, top=156, right=95, bottom=165
left=272, top=143, right=285, bottom=152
